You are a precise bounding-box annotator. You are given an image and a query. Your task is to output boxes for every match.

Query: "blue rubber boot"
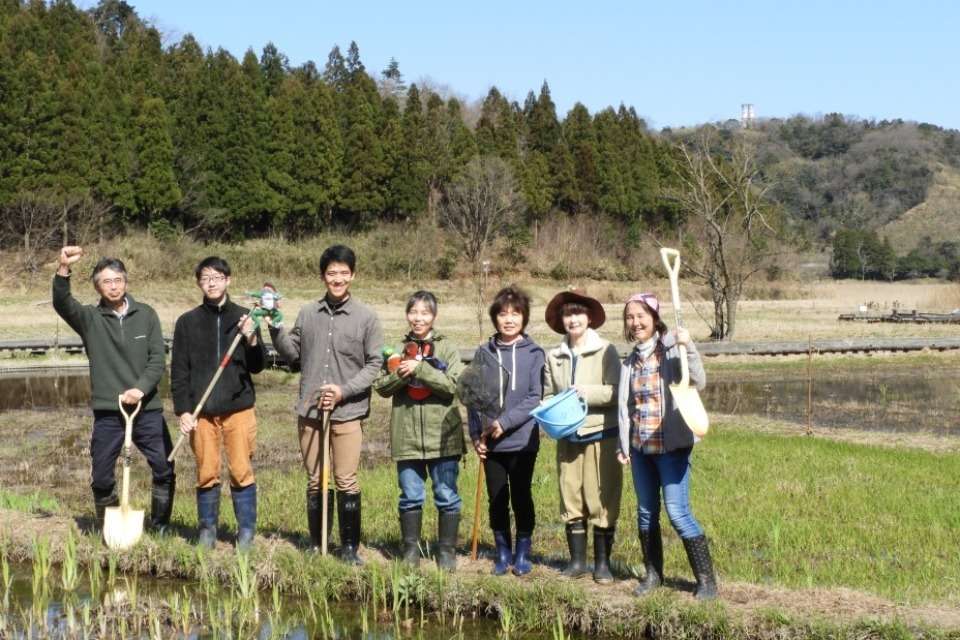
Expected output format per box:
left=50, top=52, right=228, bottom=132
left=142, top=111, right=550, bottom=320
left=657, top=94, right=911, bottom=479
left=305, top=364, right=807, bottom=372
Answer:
left=512, top=535, right=533, bottom=576
left=196, top=486, right=220, bottom=549
left=231, top=483, right=257, bottom=552
left=492, top=530, right=512, bottom=576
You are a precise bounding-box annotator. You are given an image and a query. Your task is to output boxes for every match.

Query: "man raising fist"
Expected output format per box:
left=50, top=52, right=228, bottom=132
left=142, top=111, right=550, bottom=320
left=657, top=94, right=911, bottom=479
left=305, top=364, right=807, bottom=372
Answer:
left=53, top=246, right=176, bottom=534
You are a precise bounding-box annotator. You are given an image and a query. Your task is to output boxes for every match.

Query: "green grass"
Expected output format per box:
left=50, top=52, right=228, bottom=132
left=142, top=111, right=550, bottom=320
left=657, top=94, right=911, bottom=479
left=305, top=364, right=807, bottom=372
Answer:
left=0, top=489, right=59, bottom=513
left=2, top=366, right=959, bottom=637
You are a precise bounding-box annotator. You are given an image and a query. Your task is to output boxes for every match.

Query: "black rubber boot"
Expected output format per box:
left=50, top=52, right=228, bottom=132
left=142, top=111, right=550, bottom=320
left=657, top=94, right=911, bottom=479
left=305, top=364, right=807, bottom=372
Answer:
left=306, top=490, right=334, bottom=551
left=682, top=535, right=718, bottom=600
left=149, top=479, right=175, bottom=534
left=593, top=526, right=615, bottom=584
left=196, top=486, right=220, bottom=549
left=399, top=509, right=422, bottom=567
left=231, top=484, right=257, bottom=552
left=436, top=512, right=459, bottom=572
left=92, top=487, right=119, bottom=532
left=634, top=527, right=663, bottom=596
left=337, top=491, right=363, bottom=565
left=562, top=520, right=589, bottom=578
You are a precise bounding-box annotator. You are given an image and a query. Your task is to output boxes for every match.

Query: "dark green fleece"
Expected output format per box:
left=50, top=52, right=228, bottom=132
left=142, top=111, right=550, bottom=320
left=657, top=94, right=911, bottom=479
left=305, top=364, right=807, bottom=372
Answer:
left=52, top=274, right=165, bottom=411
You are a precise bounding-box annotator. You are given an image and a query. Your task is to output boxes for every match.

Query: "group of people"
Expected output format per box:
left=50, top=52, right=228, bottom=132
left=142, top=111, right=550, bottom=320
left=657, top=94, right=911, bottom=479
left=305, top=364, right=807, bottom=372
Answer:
left=53, top=242, right=717, bottom=600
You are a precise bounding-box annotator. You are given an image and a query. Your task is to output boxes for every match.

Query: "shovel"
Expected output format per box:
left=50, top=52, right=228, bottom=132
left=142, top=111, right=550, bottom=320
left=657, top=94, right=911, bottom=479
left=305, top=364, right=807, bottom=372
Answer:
left=660, top=248, right=710, bottom=437
left=103, top=396, right=145, bottom=550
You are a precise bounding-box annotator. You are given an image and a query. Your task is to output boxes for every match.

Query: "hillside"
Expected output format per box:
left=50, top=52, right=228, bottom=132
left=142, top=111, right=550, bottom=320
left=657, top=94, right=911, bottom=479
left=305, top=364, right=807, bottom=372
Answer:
left=879, top=163, right=960, bottom=252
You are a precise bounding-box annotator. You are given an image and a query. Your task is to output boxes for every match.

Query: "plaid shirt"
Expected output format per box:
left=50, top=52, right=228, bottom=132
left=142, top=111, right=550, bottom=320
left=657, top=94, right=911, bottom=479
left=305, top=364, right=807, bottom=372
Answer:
left=630, top=344, right=664, bottom=454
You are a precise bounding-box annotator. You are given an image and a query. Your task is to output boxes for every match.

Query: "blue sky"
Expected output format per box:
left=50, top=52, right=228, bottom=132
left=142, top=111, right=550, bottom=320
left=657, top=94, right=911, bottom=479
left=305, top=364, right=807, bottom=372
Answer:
left=93, top=0, right=959, bottom=130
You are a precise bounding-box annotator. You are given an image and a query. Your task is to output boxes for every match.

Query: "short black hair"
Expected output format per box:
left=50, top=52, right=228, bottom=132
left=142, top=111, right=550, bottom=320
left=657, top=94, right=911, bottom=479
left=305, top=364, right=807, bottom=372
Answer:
left=406, top=290, right=438, bottom=316
left=488, top=285, right=531, bottom=332
left=90, top=257, right=127, bottom=283
left=320, top=245, right=356, bottom=274
left=561, top=302, right=590, bottom=317
left=195, top=256, right=231, bottom=280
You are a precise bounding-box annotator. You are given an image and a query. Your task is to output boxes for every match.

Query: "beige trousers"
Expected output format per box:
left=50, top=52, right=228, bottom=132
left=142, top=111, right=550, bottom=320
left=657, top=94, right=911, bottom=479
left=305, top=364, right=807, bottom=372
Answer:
left=556, top=436, right=622, bottom=528
left=298, top=416, right=362, bottom=494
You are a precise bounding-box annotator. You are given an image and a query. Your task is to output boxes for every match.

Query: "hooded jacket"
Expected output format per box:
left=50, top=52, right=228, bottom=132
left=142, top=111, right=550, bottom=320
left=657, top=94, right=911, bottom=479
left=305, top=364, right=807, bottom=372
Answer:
left=617, top=332, right=706, bottom=455
left=543, top=328, right=620, bottom=442
left=373, top=333, right=466, bottom=461
left=170, top=296, right=265, bottom=417
left=467, top=334, right=545, bottom=453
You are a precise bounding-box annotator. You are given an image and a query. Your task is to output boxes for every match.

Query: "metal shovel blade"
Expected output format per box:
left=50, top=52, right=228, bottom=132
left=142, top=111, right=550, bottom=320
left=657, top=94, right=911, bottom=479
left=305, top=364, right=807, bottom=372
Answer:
left=103, top=505, right=144, bottom=551
left=669, top=382, right=710, bottom=437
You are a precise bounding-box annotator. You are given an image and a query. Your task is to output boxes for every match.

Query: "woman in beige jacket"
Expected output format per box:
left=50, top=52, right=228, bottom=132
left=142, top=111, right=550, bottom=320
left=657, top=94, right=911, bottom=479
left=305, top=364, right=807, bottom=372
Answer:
left=542, top=290, right=622, bottom=583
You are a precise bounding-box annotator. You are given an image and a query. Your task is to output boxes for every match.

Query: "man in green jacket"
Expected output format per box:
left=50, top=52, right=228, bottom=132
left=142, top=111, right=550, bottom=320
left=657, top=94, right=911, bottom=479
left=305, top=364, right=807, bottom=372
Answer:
left=373, top=290, right=466, bottom=571
left=52, top=246, right=176, bottom=532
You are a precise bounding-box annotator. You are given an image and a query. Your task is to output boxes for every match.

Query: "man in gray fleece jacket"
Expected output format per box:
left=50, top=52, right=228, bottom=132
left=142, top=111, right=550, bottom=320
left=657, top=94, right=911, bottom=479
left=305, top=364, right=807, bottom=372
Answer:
left=269, top=245, right=382, bottom=564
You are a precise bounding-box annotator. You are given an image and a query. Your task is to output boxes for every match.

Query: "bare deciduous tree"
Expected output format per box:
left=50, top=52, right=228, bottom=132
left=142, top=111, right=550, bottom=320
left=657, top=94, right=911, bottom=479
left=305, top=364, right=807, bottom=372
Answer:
left=670, top=133, right=784, bottom=340
left=1, top=191, right=112, bottom=273
left=439, top=155, right=519, bottom=334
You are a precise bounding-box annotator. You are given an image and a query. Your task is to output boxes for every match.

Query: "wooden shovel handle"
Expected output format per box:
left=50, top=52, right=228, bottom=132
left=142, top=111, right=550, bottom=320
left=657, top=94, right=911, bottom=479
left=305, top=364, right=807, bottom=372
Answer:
left=320, top=409, right=332, bottom=556
left=470, top=458, right=485, bottom=561
left=659, top=247, right=684, bottom=329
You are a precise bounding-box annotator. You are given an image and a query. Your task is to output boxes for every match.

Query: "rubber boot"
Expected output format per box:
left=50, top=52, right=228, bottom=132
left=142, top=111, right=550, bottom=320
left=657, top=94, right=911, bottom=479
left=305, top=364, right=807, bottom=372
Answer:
left=436, top=512, right=460, bottom=572
left=337, top=491, right=363, bottom=565
left=306, top=490, right=335, bottom=551
left=196, top=486, right=220, bottom=549
left=92, top=487, right=119, bottom=532
left=634, top=527, right=664, bottom=596
left=682, top=535, right=718, bottom=600
left=231, top=484, right=257, bottom=552
left=562, top=520, right=588, bottom=578
left=149, top=479, right=175, bottom=534
left=492, top=530, right=512, bottom=575
left=592, top=526, right=615, bottom=584
left=512, top=535, right=533, bottom=576
left=399, top=510, right=422, bottom=567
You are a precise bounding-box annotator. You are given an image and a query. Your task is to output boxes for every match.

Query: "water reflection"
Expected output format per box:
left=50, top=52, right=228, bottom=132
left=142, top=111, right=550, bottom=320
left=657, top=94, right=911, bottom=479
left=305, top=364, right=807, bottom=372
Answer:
left=704, top=369, right=960, bottom=434
left=0, top=370, right=90, bottom=411
left=5, top=366, right=960, bottom=435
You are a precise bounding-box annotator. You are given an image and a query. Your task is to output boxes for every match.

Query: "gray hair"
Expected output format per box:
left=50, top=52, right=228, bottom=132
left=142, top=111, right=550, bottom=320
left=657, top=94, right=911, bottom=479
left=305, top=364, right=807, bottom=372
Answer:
left=406, top=290, right=438, bottom=316
left=91, top=257, right=128, bottom=283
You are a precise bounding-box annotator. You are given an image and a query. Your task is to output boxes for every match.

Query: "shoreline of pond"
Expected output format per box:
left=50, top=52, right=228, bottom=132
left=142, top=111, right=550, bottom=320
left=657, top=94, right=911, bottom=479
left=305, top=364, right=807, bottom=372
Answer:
left=0, top=507, right=956, bottom=640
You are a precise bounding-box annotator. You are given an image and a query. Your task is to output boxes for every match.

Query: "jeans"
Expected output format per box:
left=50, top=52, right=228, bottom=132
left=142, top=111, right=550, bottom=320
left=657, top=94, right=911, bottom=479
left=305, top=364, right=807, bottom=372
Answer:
left=484, top=452, right=537, bottom=535
left=397, top=456, right=462, bottom=514
left=629, top=446, right=703, bottom=540
left=90, top=409, right=175, bottom=493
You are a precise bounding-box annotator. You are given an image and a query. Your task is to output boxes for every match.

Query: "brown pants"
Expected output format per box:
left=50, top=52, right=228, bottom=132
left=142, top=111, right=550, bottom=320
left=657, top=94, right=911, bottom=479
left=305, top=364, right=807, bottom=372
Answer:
left=557, top=436, right=622, bottom=528
left=190, top=407, right=257, bottom=489
left=298, top=416, right=362, bottom=494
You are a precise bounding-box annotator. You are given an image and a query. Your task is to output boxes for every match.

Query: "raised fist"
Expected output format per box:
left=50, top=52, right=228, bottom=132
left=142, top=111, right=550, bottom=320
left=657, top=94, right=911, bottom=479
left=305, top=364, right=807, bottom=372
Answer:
left=59, top=246, right=84, bottom=268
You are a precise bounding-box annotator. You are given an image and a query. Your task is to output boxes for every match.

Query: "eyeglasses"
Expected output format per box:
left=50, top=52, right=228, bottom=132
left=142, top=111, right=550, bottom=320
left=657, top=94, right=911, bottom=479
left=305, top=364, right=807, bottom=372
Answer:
left=98, top=277, right=124, bottom=287
left=198, top=275, right=226, bottom=284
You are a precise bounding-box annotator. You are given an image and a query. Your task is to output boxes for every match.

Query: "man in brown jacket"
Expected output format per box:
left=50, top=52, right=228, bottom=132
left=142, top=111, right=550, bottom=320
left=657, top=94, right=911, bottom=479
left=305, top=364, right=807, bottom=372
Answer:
left=268, top=245, right=382, bottom=564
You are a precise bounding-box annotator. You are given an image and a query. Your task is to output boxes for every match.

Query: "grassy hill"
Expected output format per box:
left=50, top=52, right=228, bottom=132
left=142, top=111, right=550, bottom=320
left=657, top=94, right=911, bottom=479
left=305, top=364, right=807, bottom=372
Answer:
left=879, top=163, right=960, bottom=252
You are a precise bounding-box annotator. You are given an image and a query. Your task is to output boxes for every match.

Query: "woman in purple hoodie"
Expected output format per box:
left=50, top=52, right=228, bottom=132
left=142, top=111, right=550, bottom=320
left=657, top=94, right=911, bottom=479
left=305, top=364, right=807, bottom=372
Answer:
left=468, top=286, right=545, bottom=576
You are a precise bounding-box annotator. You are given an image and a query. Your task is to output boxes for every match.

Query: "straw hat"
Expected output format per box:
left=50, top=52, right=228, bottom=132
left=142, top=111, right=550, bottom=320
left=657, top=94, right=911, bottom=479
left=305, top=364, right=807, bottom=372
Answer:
left=544, top=288, right=606, bottom=334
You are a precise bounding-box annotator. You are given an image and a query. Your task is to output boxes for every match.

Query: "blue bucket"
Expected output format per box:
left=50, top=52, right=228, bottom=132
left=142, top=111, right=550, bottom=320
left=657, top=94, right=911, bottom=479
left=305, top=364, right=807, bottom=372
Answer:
left=531, top=388, right=588, bottom=440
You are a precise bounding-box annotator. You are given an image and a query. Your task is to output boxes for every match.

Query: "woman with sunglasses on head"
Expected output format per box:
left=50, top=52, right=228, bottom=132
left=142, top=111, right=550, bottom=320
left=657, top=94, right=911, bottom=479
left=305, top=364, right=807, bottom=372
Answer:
left=617, top=293, right=718, bottom=600
left=374, top=291, right=465, bottom=572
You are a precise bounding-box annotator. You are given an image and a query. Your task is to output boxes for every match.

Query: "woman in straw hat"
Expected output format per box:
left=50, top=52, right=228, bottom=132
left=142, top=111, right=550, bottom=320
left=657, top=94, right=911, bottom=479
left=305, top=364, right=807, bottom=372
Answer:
left=542, top=289, right=623, bottom=584
left=617, top=292, right=718, bottom=600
